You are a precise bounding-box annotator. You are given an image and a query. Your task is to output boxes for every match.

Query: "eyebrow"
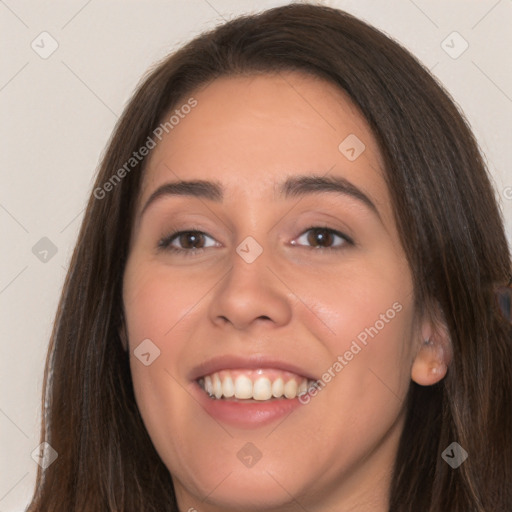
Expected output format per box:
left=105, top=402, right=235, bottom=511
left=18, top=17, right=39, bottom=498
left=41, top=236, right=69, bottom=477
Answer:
left=139, top=174, right=381, bottom=221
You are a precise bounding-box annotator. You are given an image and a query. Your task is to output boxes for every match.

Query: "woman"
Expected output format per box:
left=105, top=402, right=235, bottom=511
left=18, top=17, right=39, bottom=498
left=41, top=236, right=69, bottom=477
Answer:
left=27, top=4, right=511, bottom=511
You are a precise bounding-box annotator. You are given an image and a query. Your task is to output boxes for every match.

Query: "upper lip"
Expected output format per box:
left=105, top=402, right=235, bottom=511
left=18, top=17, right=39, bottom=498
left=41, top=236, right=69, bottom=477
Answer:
left=188, top=354, right=318, bottom=382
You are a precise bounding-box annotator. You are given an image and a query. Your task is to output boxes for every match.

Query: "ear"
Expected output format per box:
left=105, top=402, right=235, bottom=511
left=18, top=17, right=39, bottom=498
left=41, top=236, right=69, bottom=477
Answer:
left=411, top=303, right=452, bottom=386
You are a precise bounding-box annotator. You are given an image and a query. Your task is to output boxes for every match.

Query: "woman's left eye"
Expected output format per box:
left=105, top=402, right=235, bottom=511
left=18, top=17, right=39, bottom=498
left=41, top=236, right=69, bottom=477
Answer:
left=292, top=227, right=353, bottom=250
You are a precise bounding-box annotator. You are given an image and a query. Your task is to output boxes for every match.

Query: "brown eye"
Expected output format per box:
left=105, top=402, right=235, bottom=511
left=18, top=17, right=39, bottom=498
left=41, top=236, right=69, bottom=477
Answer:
left=177, top=231, right=205, bottom=249
left=158, top=230, right=218, bottom=252
left=294, top=227, right=352, bottom=249
left=307, top=228, right=335, bottom=247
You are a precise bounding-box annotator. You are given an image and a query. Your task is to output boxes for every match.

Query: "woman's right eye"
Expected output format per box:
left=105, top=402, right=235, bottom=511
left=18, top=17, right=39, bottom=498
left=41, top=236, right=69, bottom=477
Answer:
left=158, top=230, right=218, bottom=254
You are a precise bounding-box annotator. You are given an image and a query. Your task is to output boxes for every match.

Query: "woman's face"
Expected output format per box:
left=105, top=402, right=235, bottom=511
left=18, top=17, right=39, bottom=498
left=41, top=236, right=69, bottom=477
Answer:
left=122, top=72, right=423, bottom=511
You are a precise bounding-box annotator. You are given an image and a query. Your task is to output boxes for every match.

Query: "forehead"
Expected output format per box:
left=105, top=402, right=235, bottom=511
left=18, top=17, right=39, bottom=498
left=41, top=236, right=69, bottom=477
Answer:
left=138, top=71, right=389, bottom=220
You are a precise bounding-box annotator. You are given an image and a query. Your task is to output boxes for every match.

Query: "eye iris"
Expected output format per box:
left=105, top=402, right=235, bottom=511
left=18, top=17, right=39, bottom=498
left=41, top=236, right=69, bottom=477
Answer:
left=180, top=232, right=203, bottom=249
left=307, top=228, right=333, bottom=247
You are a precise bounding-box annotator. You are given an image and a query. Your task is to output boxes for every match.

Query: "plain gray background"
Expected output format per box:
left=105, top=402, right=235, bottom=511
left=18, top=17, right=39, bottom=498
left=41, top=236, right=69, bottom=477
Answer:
left=1, top=1, right=511, bottom=510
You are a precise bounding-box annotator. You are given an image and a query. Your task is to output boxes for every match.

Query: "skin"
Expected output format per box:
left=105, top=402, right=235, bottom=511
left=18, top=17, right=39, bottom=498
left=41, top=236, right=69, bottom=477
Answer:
left=121, top=72, right=451, bottom=512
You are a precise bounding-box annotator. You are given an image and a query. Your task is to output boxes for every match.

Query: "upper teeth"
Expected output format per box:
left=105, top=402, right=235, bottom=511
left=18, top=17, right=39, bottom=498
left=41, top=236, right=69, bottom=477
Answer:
left=198, top=369, right=310, bottom=401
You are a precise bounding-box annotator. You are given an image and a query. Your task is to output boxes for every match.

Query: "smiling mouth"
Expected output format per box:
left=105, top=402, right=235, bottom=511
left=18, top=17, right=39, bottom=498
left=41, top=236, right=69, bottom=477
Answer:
left=197, top=368, right=314, bottom=401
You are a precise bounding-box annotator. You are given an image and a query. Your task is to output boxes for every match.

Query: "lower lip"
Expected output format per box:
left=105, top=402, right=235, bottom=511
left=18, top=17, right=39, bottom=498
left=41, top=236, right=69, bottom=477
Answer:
left=192, top=382, right=306, bottom=428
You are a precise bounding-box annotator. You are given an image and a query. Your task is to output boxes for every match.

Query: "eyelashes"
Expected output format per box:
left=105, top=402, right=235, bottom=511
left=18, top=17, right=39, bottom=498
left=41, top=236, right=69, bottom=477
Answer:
left=158, top=228, right=219, bottom=255
left=158, top=226, right=354, bottom=257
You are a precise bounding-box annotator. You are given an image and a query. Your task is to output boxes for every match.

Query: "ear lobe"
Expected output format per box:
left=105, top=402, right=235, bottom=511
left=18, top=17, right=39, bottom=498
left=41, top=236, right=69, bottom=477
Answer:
left=411, top=306, right=452, bottom=386
left=411, top=338, right=449, bottom=386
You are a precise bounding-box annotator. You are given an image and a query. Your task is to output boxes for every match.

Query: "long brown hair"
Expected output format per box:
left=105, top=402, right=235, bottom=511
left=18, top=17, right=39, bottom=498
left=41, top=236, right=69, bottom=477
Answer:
left=27, top=4, right=512, bottom=511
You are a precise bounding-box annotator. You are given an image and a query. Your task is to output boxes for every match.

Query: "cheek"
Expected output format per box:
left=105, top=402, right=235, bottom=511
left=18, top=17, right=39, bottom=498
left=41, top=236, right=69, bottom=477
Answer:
left=294, top=259, right=413, bottom=354
left=333, top=307, right=413, bottom=436
left=294, top=262, right=414, bottom=415
left=122, top=262, right=198, bottom=421
left=299, top=293, right=413, bottom=473
left=123, top=263, right=205, bottom=346
left=123, top=263, right=213, bottom=485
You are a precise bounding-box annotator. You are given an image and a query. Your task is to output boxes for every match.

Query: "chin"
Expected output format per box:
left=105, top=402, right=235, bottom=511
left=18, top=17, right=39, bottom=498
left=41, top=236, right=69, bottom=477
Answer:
left=176, top=463, right=308, bottom=512
left=189, top=486, right=294, bottom=512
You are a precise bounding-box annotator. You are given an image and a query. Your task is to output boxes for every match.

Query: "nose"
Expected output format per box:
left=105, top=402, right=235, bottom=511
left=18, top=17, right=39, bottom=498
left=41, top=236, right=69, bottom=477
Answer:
left=208, top=242, right=293, bottom=331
